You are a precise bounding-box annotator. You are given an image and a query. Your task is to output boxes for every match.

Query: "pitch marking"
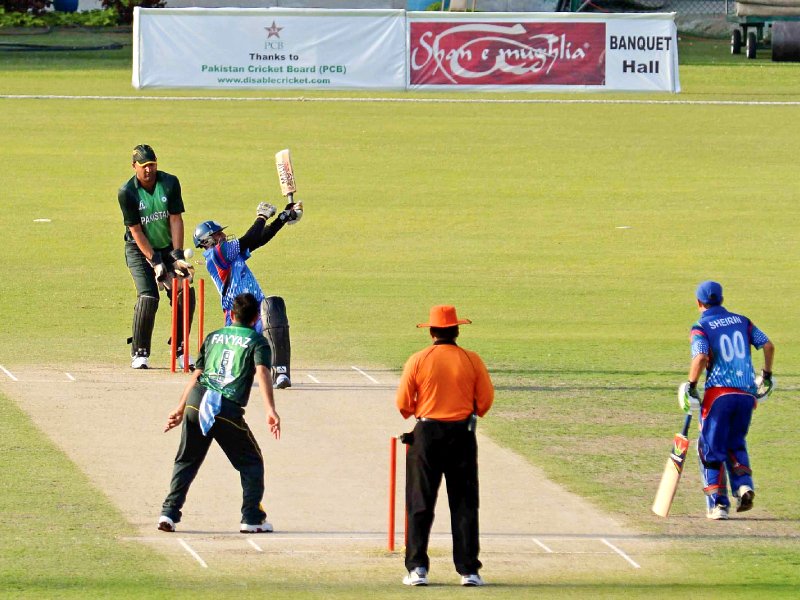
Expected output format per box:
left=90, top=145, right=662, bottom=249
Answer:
left=601, top=538, right=641, bottom=569
left=306, top=373, right=321, bottom=383
left=247, top=539, right=264, bottom=552
left=532, top=538, right=554, bottom=553
left=0, top=365, right=18, bottom=381
left=65, top=373, right=76, bottom=381
left=351, top=366, right=380, bottom=384
left=178, top=538, right=208, bottom=568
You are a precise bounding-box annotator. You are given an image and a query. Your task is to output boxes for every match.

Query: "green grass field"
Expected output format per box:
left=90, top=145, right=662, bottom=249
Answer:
left=1, top=27, right=799, bottom=598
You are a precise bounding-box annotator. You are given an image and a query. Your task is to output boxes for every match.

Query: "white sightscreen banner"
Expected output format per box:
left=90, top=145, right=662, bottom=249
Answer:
left=133, top=8, right=407, bottom=90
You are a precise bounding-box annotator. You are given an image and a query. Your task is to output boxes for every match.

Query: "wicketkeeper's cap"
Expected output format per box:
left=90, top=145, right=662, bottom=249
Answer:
left=696, top=280, right=723, bottom=306
left=133, top=144, right=157, bottom=165
left=417, top=305, right=472, bottom=328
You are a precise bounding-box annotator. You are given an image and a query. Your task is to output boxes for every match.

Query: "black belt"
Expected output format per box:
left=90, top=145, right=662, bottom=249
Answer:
left=418, top=416, right=471, bottom=424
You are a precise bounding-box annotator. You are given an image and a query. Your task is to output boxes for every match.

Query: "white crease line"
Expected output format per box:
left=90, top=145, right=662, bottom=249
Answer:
left=178, top=538, right=208, bottom=568
left=306, top=373, right=321, bottom=383
left=351, top=366, right=379, bottom=384
left=532, top=538, right=553, bottom=553
left=4, top=94, right=800, bottom=107
left=131, top=535, right=393, bottom=542
left=0, top=365, right=18, bottom=381
left=65, top=373, right=76, bottom=381
left=601, top=538, right=641, bottom=569
left=247, top=539, right=263, bottom=552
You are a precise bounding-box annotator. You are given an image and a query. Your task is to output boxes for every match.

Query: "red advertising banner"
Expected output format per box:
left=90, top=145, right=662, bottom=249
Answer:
left=409, top=21, right=606, bottom=87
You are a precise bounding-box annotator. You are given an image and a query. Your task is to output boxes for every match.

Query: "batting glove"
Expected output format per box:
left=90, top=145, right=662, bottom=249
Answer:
left=678, top=381, right=701, bottom=414
left=287, top=201, right=303, bottom=226
left=755, top=370, right=774, bottom=402
left=278, top=201, right=303, bottom=224
left=257, top=202, right=277, bottom=220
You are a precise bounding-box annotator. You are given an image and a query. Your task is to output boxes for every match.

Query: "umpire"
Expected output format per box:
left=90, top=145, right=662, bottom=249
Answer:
left=396, top=305, right=494, bottom=587
left=118, top=144, right=194, bottom=369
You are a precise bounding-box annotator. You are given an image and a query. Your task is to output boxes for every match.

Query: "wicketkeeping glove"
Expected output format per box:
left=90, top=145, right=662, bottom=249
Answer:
left=170, top=249, right=193, bottom=281
left=678, top=381, right=701, bottom=414
left=755, top=370, right=774, bottom=402
left=257, top=202, right=277, bottom=220
left=150, top=253, right=169, bottom=290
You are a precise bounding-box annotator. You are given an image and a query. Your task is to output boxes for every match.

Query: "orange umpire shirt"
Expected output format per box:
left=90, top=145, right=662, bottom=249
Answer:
left=396, top=343, right=494, bottom=421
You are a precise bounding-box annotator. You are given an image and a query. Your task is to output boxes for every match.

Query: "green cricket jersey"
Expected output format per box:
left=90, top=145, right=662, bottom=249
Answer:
left=196, top=324, right=272, bottom=407
left=118, top=171, right=184, bottom=250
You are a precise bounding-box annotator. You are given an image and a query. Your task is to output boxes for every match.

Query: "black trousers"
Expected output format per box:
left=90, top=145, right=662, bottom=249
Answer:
left=125, top=241, right=195, bottom=353
left=161, top=386, right=266, bottom=525
left=405, top=419, right=482, bottom=575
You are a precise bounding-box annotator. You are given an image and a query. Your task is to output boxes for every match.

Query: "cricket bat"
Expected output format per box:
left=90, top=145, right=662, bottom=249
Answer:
left=651, top=413, right=692, bottom=517
left=275, top=149, right=296, bottom=203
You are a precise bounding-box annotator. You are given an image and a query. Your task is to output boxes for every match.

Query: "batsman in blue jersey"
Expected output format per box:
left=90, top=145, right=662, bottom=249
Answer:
left=193, top=201, right=303, bottom=389
left=679, top=281, right=775, bottom=520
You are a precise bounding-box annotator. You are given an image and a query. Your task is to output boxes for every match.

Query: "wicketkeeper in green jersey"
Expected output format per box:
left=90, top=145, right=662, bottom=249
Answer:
left=118, top=144, right=195, bottom=369
left=158, top=292, right=281, bottom=534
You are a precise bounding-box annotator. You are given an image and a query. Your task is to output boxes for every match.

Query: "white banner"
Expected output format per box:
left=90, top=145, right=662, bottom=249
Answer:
left=605, top=15, right=680, bottom=92
left=407, top=12, right=680, bottom=92
left=133, top=8, right=407, bottom=90
left=133, top=9, right=678, bottom=93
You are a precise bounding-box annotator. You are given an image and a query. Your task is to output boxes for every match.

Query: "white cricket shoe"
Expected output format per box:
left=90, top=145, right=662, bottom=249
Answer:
left=402, top=567, right=428, bottom=586
left=275, top=374, right=291, bottom=389
left=240, top=519, right=274, bottom=533
left=461, top=574, right=486, bottom=587
left=157, top=516, right=175, bottom=532
left=707, top=505, right=729, bottom=520
left=736, top=485, right=755, bottom=513
left=176, top=353, right=195, bottom=371
left=131, top=353, right=149, bottom=369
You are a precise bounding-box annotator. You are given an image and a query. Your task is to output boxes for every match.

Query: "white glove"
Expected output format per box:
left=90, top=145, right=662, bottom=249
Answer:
left=755, top=370, right=774, bottom=403
left=150, top=254, right=169, bottom=289
left=170, top=249, right=193, bottom=281
left=173, top=260, right=193, bottom=281
left=257, top=202, right=277, bottom=220
left=278, top=201, right=303, bottom=225
left=678, top=381, right=701, bottom=414
left=287, top=201, right=303, bottom=226
left=153, top=262, right=168, bottom=289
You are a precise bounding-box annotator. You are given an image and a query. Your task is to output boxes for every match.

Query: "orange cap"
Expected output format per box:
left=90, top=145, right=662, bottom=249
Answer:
left=417, top=305, right=472, bottom=328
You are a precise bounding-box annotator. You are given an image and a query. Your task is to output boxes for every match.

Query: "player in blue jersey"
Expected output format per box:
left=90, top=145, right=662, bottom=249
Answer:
left=193, top=201, right=302, bottom=389
left=679, top=281, right=775, bottom=520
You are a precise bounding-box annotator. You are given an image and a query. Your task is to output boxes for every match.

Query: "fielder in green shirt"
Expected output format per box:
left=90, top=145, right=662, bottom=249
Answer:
left=157, top=292, right=281, bottom=534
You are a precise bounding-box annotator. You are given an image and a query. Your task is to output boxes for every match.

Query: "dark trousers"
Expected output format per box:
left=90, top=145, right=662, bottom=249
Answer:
left=161, top=387, right=266, bottom=525
left=125, top=242, right=194, bottom=353
left=405, top=419, right=482, bottom=575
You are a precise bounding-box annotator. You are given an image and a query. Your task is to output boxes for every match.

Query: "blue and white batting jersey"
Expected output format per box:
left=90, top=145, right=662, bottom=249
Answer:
left=690, top=306, right=769, bottom=394
left=202, top=238, right=265, bottom=321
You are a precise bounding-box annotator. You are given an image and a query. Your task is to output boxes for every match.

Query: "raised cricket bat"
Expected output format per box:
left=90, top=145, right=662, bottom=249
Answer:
left=651, top=413, right=692, bottom=517
left=275, top=149, right=296, bottom=203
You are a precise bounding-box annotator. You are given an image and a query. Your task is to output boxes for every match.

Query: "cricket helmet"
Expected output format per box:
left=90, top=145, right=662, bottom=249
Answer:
left=193, top=220, right=226, bottom=249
